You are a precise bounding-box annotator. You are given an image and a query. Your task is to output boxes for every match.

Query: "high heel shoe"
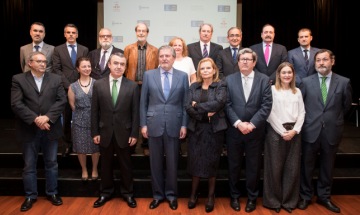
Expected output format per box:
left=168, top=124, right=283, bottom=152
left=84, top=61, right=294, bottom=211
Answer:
left=188, top=194, right=198, bottom=209
left=205, top=195, right=215, bottom=213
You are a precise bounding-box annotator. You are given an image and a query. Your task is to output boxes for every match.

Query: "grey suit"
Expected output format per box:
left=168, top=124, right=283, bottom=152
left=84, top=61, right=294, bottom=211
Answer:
left=20, top=43, right=54, bottom=73
left=140, top=68, right=189, bottom=201
left=216, top=47, right=243, bottom=79
left=188, top=41, right=223, bottom=69
left=300, top=72, right=352, bottom=201
left=249, top=43, right=287, bottom=84
left=225, top=71, right=272, bottom=200
left=288, top=46, right=319, bottom=87
left=91, top=76, right=139, bottom=197
left=88, top=46, right=124, bottom=80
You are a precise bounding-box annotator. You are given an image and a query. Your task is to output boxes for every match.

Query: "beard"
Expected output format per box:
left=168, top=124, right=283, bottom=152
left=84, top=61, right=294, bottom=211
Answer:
left=100, top=41, right=112, bottom=50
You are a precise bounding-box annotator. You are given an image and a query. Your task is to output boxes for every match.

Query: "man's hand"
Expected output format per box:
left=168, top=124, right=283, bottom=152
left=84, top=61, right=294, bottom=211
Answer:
left=128, top=137, right=137, bottom=146
left=179, top=127, right=187, bottom=139
left=141, top=126, right=148, bottom=139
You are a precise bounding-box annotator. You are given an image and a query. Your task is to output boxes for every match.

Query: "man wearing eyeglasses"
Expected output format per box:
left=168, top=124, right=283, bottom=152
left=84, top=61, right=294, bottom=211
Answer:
left=88, top=28, right=124, bottom=80
left=124, top=22, right=159, bottom=155
left=11, top=52, right=67, bottom=212
left=216, top=27, right=243, bottom=79
left=225, top=48, right=272, bottom=212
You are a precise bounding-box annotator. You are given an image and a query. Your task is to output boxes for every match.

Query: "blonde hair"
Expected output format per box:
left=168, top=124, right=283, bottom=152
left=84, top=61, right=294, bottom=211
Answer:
left=275, top=62, right=297, bottom=94
left=196, top=58, right=220, bottom=83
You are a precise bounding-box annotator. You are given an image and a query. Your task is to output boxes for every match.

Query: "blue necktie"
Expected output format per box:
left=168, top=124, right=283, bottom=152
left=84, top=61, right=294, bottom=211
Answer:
left=99, top=50, right=107, bottom=71
left=163, top=72, right=170, bottom=99
left=203, top=44, right=208, bottom=58
left=232, top=47, right=238, bottom=62
left=69, top=45, right=77, bottom=67
left=34, top=45, right=40, bottom=52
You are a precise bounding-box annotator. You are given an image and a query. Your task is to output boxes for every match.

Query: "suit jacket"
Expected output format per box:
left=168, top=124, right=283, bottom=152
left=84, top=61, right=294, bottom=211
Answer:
left=20, top=43, right=54, bottom=73
left=52, top=43, right=89, bottom=89
left=249, top=42, right=288, bottom=83
left=301, top=73, right=352, bottom=145
left=288, top=46, right=319, bottom=86
left=91, top=76, right=139, bottom=148
left=124, top=42, right=158, bottom=82
left=186, top=81, right=228, bottom=133
left=216, top=47, right=243, bottom=79
left=11, top=71, right=67, bottom=142
left=140, top=68, right=189, bottom=138
left=225, top=71, right=272, bottom=136
left=88, top=46, right=124, bottom=80
left=188, top=41, right=223, bottom=69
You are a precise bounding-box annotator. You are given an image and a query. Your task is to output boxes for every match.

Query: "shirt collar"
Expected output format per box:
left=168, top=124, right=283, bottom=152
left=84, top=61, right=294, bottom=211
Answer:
left=241, top=70, right=255, bottom=79
left=318, top=71, right=332, bottom=79
left=33, top=41, right=44, bottom=48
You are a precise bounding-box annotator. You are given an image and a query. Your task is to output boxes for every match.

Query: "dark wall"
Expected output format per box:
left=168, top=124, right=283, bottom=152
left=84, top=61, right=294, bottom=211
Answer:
left=2, top=0, right=357, bottom=118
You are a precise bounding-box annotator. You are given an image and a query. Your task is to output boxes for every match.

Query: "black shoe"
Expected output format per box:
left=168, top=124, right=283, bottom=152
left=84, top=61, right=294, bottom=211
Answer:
left=46, top=194, right=63, bottom=206
left=124, top=196, right=137, bottom=208
left=149, top=199, right=163, bottom=209
left=20, top=198, right=36, bottom=211
left=230, top=198, right=240, bottom=211
left=297, top=199, right=311, bottom=210
left=245, top=199, right=256, bottom=213
left=93, top=196, right=110, bottom=208
left=269, top=207, right=281, bottom=213
left=282, top=207, right=292, bottom=213
left=62, top=147, right=72, bottom=157
left=316, top=199, right=340, bottom=213
left=169, top=199, right=178, bottom=210
left=188, top=195, right=198, bottom=209
left=205, top=196, right=215, bottom=213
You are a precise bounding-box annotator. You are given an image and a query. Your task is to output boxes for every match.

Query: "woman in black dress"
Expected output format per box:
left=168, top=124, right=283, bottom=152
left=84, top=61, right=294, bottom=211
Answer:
left=186, top=58, right=227, bottom=213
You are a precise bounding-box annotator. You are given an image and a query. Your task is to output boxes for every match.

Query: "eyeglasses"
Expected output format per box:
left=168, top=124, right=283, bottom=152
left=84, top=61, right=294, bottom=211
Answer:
left=315, top=58, right=330, bottom=63
left=30, top=60, right=47, bottom=64
left=99, top=35, right=112, bottom=39
left=239, top=58, right=253, bottom=63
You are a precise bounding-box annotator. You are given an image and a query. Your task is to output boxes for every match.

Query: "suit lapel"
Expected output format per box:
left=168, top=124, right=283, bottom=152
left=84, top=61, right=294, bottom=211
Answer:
left=310, top=75, right=324, bottom=105
left=168, top=70, right=180, bottom=99
left=39, top=72, right=49, bottom=93
left=153, top=69, right=164, bottom=98
left=25, top=72, right=40, bottom=93
left=326, top=74, right=338, bottom=107
left=195, top=42, right=202, bottom=58
left=116, top=78, right=127, bottom=108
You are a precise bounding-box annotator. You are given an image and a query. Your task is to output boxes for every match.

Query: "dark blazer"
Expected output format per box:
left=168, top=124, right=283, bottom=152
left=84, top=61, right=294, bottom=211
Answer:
left=52, top=43, right=89, bottom=89
left=288, top=46, right=319, bottom=87
left=140, top=68, right=189, bottom=138
left=91, top=76, right=139, bottom=148
left=188, top=41, right=223, bottom=69
left=216, top=47, right=243, bottom=79
left=88, top=46, right=124, bottom=80
left=225, top=71, right=272, bottom=134
left=249, top=43, right=288, bottom=84
left=186, top=81, right=228, bottom=133
left=20, top=43, right=54, bottom=73
left=301, top=73, right=352, bottom=145
left=11, top=71, right=67, bottom=142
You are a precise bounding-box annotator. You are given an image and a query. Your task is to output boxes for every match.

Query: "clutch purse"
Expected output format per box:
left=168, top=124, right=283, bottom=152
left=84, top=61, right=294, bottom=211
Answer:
left=282, top=122, right=295, bottom=131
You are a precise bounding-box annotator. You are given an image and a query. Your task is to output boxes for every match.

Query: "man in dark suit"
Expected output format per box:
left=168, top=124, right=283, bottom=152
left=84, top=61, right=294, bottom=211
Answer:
left=91, top=52, right=139, bottom=208
left=20, top=22, right=54, bottom=73
left=140, top=45, right=189, bottom=210
left=187, top=23, right=223, bottom=70
left=297, top=49, right=352, bottom=213
left=11, top=52, right=67, bottom=212
left=52, top=23, right=89, bottom=156
left=88, top=28, right=123, bottom=80
left=225, top=48, right=272, bottom=212
left=249, top=24, right=287, bottom=84
left=288, top=28, right=319, bottom=87
left=216, top=27, right=243, bottom=79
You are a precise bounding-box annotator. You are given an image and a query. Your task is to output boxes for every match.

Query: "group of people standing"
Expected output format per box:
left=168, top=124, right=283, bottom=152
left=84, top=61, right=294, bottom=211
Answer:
left=12, top=21, right=352, bottom=214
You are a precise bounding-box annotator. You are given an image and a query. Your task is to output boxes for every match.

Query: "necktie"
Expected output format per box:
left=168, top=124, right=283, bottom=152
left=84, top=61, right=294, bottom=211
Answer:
left=321, top=77, right=327, bottom=104
left=112, top=79, right=118, bottom=106
left=232, top=47, right=238, bottom=62
left=264, top=44, right=270, bottom=65
left=243, top=76, right=250, bottom=101
left=163, top=72, right=170, bottom=99
left=69, top=45, right=77, bottom=67
left=34, top=45, right=40, bottom=52
left=99, top=50, right=107, bottom=71
left=203, top=44, right=209, bottom=58
left=304, top=49, right=309, bottom=66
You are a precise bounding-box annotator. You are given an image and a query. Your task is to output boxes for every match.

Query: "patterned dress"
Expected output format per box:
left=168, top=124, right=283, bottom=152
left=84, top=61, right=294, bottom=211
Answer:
left=70, top=79, right=99, bottom=154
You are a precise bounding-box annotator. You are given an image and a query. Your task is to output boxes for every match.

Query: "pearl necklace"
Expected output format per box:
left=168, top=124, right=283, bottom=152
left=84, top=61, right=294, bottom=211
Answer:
left=78, top=78, right=91, bottom=87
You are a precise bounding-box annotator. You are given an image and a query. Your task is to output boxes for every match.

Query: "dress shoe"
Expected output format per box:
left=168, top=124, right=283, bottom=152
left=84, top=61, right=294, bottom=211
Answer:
left=245, top=199, right=256, bottom=213
left=20, top=198, right=36, bottom=211
left=46, top=194, right=63, bottom=206
left=188, top=195, right=198, bottom=209
left=169, top=199, right=178, bottom=210
left=205, top=196, right=215, bottom=213
left=149, top=199, right=163, bottom=209
left=124, top=196, right=137, bottom=208
left=62, top=147, right=72, bottom=157
left=269, top=207, right=281, bottom=213
left=297, top=199, right=311, bottom=210
left=316, top=199, right=340, bottom=213
left=93, top=196, right=110, bottom=208
left=230, top=198, right=240, bottom=211
left=282, top=207, right=292, bottom=213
